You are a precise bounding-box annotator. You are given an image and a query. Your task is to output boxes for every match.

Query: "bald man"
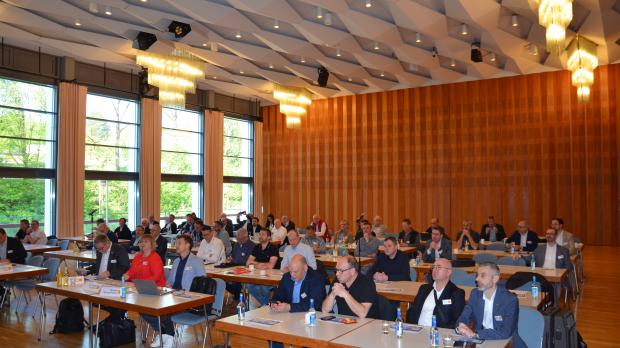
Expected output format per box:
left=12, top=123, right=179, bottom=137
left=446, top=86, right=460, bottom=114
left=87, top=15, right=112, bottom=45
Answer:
left=322, top=256, right=378, bottom=319
left=407, top=258, right=465, bottom=328
left=506, top=220, right=539, bottom=252
left=272, top=255, right=326, bottom=313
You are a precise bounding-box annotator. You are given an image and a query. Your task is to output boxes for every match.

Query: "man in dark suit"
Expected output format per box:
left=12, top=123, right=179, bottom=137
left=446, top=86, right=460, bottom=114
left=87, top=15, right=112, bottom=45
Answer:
left=457, top=262, right=525, bottom=347
left=271, top=254, right=326, bottom=312
left=82, top=234, right=130, bottom=280
left=534, top=229, right=571, bottom=269
left=281, top=215, right=296, bottom=233
left=506, top=220, right=538, bottom=252
left=480, top=216, right=506, bottom=242
left=421, top=228, right=452, bottom=263
left=162, top=214, right=177, bottom=235
left=407, top=258, right=465, bottom=328
left=0, top=228, right=27, bottom=264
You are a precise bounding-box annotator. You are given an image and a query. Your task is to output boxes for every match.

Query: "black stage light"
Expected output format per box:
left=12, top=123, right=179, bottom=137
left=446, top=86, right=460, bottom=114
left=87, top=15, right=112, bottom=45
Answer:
left=168, top=21, right=192, bottom=38
left=317, top=66, right=329, bottom=87
left=471, top=42, right=482, bottom=63
left=133, top=32, right=157, bottom=51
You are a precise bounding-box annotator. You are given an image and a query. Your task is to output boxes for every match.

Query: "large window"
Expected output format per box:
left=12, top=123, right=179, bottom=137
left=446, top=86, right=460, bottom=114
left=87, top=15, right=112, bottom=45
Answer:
left=84, top=94, right=139, bottom=234
left=223, top=117, right=253, bottom=215
left=160, top=108, right=203, bottom=221
left=0, top=78, right=56, bottom=237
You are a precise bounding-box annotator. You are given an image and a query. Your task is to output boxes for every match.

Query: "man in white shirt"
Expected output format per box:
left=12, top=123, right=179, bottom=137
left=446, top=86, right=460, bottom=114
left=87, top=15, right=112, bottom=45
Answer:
left=534, top=229, right=571, bottom=269
left=196, top=225, right=225, bottom=265
left=271, top=218, right=287, bottom=242
left=24, top=220, right=47, bottom=245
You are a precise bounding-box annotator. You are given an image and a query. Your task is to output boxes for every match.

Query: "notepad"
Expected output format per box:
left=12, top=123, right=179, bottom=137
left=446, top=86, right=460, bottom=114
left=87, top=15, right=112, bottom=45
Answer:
left=389, top=323, right=423, bottom=332
left=247, top=318, right=282, bottom=326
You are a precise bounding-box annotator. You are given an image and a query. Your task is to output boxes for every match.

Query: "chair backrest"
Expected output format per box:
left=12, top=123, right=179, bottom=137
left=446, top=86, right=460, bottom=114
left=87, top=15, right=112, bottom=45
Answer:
left=506, top=272, right=554, bottom=305
left=518, top=307, right=544, bottom=348
left=409, top=268, right=417, bottom=282
left=486, top=242, right=506, bottom=251
left=210, top=278, right=226, bottom=318
left=497, top=256, right=526, bottom=266
left=375, top=294, right=396, bottom=321
left=451, top=259, right=475, bottom=268
left=473, top=253, right=498, bottom=264
left=27, top=255, right=44, bottom=267
left=450, top=269, right=476, bottom=287
left=41, top=257, right=61, bottom=282
left=59, top=240, right=70, bottom=250
left=515, top=281, right=532, bottom=291
left=47, top=239, right=58, bottom=246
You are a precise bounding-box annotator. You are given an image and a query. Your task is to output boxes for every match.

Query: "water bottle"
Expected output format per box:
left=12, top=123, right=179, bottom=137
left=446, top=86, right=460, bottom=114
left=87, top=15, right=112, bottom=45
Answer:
left=395, top=308, right=403, bottom=338
left=429, top=315, right=439, bottom=347
left=464, top=240, right=470, bottom=251
left=91, top=243, right=96, bottom=257
left=120, top=275, right=126, bottom=298
left=307, top=298, right=316, bottom=327
left=530, top=254, right=536, bottom=270
left=237, top=294, right=246, bottom=321
left=531, top=276, right=539, bottom=299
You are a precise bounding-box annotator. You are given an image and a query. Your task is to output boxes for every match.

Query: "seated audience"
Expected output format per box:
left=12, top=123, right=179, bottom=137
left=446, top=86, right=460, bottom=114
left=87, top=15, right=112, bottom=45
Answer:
left=425, top=217, right=445, bottom=238
left=196, top=225, right=225, bottom=265
left=24, top=220, right=47, bottom=245
left=247, top=229, right=279, bottom=307
left=15, top=219, right=29, bottom=241
left=456, top=262, right=524, bottom=347
left=225, top=228, right=254, bottom=300
left=149, top=222, right=167, bottom=264
left=220, top=213, right=234, bottom=237
left=162, top=214, right=177, bottom=235
left=422, top=228, right=453, bottom=263
left=281, top=215, right=296, bottom=232
left=480, top=216, right=506, bottom=242
left=310, top=214, right=328, bottom=238
left=372, top=215, right=389, bottom=239
left=129, top=225, right=145, bottom=253
left=281, top=229, right=317, bottom=272
left=333, top=220, right=355, bottom=245
left=264, top=213, right=275, bottom=230
left=551, top=218, right=577, bottom=256
left=114, top=217, right=132, bottom=241
left=272, top=255, right=326, bottom=312
left=0, top=228, right=26, bottom=264
left=301, top=225, right=326, bottom=254
left=456, top=220, right=480, bottom=250
left=534, top=229, right=571, bottom=269
left=398, top=218, right=422, bottom=246
left=271, top=218, right=287, bottom=242
left=97, top=222, right=118, bottom=244
left=214, top=221, right=232, bottom=256
left=178, top=214, right=194, bottom=234
left=190, top=219, right=203, bottom=244
left=354, top=221, right=380, bottom=258
left=407, top=258, right=465, bottom=328
left=140, top=218, right=150, bottom=235
left=322, top=256, right=378, bottom=318
left=368, top=237, right=410, bottom=281
left=506, top=221, right=538, bottom=252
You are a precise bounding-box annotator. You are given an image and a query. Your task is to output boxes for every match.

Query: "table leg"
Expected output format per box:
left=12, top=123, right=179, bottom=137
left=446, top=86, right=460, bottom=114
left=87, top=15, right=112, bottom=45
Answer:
left=224, top=332, right=230, bottom=348
left=0, top=285, right=8, bottom=308
left=158, top=316, right=164, bottom=348
left=203, top=304, right=208, bottom=348
left=94, top=304, right=101, bottom=346
left=88, top=302, right=94, bottom=348
left=37, top=291, right=44, bottom=341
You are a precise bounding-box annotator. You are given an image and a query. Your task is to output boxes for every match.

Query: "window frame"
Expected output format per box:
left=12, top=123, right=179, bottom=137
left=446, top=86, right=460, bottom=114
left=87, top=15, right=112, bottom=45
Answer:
left=223, top=115, right=254, bottom=214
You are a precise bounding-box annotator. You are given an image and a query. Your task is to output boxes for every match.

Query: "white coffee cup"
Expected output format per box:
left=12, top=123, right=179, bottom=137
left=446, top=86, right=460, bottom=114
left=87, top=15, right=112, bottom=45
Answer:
left=248, top=264, right=255, bottom=271
left=260, top=270, right=267, bottom=276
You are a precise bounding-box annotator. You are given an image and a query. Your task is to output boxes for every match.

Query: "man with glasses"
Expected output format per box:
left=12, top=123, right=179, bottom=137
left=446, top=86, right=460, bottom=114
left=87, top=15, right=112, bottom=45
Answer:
left=533, top=229, right=571, bottom=269
left=456, top=262, right=524, bottom=347
left=322, top=256, right=378, bottom=319
left=406, top=258, right=465, bottom=328
left=506, top=220, right=538, bottom=252
left=421, top=228, right=452, bottom=263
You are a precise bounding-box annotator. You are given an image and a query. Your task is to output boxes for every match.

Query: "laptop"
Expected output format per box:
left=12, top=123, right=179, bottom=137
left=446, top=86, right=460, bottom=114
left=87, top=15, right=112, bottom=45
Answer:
left=133, top=279, right=173, bottom=296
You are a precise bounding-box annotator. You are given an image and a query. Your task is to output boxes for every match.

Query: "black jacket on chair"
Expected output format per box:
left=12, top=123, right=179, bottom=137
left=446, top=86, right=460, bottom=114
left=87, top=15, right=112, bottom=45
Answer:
left=87, top=243, right=130, bottom=280
left=406, top=280, right=465, bottom=329
left=5, top=237, right=26, bottom=264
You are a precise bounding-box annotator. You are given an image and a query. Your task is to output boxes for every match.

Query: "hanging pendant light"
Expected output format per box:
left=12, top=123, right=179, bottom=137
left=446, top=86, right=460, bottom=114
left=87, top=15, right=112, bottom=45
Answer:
left=537, top=0, right=573, bottom=55
left=567, top=35, right=598, bottom=103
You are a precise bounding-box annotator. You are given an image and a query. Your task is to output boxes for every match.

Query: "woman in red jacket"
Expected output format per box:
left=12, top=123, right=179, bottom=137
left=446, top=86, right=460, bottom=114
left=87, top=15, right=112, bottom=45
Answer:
left=124, top=234, right=165, bottom=286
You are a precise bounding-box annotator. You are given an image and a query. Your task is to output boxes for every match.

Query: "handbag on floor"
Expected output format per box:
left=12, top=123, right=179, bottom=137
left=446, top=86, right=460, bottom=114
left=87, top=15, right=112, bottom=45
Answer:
left=97, top=316, right=136, bottom=347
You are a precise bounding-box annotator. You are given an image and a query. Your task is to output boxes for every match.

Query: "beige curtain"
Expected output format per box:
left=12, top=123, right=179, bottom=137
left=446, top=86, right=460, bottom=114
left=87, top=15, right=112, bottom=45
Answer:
left=56, top=83, right=87, bottom=238
left=203, top=110, right=224, bottom=224
left=253, top=121, right=263, bottom=220
left=140, top=98, right=162, bottom=219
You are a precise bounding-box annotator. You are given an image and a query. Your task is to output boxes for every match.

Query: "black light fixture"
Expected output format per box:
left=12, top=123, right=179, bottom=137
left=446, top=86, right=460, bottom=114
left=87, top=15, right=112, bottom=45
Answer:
left=317, top=66, right=329, bottom=87
left=133, top=32, right=157, bottom=50
left=168, top=21, right=191, bottom=38
left=471, top=42, right=482, bottom=63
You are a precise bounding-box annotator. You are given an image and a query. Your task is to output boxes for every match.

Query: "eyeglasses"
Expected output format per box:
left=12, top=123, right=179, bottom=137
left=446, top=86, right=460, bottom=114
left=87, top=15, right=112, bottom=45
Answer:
left=336, top=267, right=354, bottom=273
left=431, top=265, right=451, bottom=271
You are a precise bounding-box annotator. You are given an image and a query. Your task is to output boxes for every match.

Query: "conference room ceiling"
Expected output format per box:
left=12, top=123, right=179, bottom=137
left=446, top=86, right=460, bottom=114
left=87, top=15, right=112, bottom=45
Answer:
left=1, top=0, right=619, bottom=104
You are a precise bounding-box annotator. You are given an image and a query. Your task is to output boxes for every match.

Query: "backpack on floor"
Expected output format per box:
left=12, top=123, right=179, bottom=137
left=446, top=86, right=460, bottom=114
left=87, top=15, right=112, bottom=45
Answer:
left=50, top=298, right=86, bottom=334
left=98, top=316, right=136, bottom=348
left=542, top=306, right=579, bottom=348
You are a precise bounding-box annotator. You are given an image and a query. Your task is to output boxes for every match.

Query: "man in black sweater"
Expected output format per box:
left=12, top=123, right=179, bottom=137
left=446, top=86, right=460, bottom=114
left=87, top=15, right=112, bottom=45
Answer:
left=0, top=228, right=27, bottom=264
left=368, top=237, right=410, bottom=281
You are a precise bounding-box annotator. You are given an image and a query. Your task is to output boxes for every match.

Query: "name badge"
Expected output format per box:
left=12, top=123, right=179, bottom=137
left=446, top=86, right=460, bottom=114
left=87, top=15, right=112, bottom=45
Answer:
left=301, top=293, right=307, bottom=299
left=442, top=299, right=452, bottom=305
left=527, top=241, right=532, bottom=244
left=143, top=261, right=149, bottom=266
left=494, top=315, right=503, bottom=321
left=184, top=266, right=193, bottom=271
left=558, top=255, right=564, bottom=259
left=241, top=252, right=245, bottom=256
left=7, top=250, right=13, bottom=254
left=110, top=259, right=117, bottom=264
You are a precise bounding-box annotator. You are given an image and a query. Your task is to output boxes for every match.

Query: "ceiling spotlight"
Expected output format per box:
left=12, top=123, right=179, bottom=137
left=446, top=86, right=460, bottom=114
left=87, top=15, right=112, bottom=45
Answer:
left=213, top=76, right=217, bottom=79
left=489, top=53, right=496, bottom=62
left=89, top=3, right=98, bottom=13
left=316, top=7, right=323, bottom=19
left=527, top=43, right=538, bottom=56
left=240, top=70, right=244, bottom=74
left=273, top=19, right=280, bottom=29
left=461, top=23, right=468, bottom=35
left=409, top=63, right=418, bottom=71
left=415, top=32, right=421, bottom=43
left=140, top=0, right=147, bottom=2
left=373, top=41, right=379, bottom=50
left=168, top=21, right=191, bottom=38
left=235, top=31, right=242, bottom=38
left=317, top=66, right=329, bottom=87
left=74, top=19, right=81, bottom=26
left=324, top=12, right=332, bottom=26
left=348, top=77, right=352, bottom=82
left=470, top=42, right=482, bottom=62
left=268, top=64, right=274, bottom=69
left=133, top=32, right=157, bottom=50
left=379, top=71, right=385, bottom=77
left=365, top=0, right=372, bottom=8
left=336, top=49, right=341, bottom=57
left=104, top=6, right=112, bottom=15
left=300, top=56, right=306, bottom=63
left=202, top=43, right=207, bottom=47
left=511, top=14, right=519, bottom=27
left=431, top=47, right=438, bottom=58
left=450, top=58, right=456, bottom=67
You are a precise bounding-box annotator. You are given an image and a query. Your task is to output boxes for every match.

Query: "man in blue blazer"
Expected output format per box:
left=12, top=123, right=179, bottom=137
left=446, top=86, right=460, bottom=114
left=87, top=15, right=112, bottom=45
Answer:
left=421, top=228, right=453, bottom=263
left=271, top=254, right=326, bottom=312
left=457, top=262, right=525, bottom=348
left=506, top=220, right=539, bottom=252
left=166, top=234, right=206, bottom=290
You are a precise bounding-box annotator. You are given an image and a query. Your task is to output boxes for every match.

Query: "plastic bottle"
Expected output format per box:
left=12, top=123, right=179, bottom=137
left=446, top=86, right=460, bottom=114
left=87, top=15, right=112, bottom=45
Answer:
left=531, top=276, right=539, bottom=299
left=62, top=266, right=69, bottom=287
left=307, top=298, right=316, bottom=327
left=237, top=294, right=246, bottom=321
left=530, top=254, right=536, bottom=270
left=395, top=308, right=403, bottom=338
left=429, top=315, right=439, bottom=347
left=120, top=275, right=126, bottom=298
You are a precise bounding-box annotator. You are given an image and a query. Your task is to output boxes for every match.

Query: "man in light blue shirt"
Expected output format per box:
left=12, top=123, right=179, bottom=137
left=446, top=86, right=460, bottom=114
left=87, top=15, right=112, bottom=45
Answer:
left=281, top=230, right=316, bottom=272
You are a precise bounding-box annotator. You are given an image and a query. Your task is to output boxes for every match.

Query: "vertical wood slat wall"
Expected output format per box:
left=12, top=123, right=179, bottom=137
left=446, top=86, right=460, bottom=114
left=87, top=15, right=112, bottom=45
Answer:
left=261, top=64, right=620, bottom=246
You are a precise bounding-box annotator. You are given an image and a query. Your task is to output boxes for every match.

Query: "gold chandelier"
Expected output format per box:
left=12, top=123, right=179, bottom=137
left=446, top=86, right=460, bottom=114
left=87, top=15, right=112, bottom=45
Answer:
left=537, top=0, right=573, bottom=55
left=272, top=84, right=312, bottom=128
left=136, top=50, right=204, bottom=109
left=567, top=35, right=598, bottom=103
